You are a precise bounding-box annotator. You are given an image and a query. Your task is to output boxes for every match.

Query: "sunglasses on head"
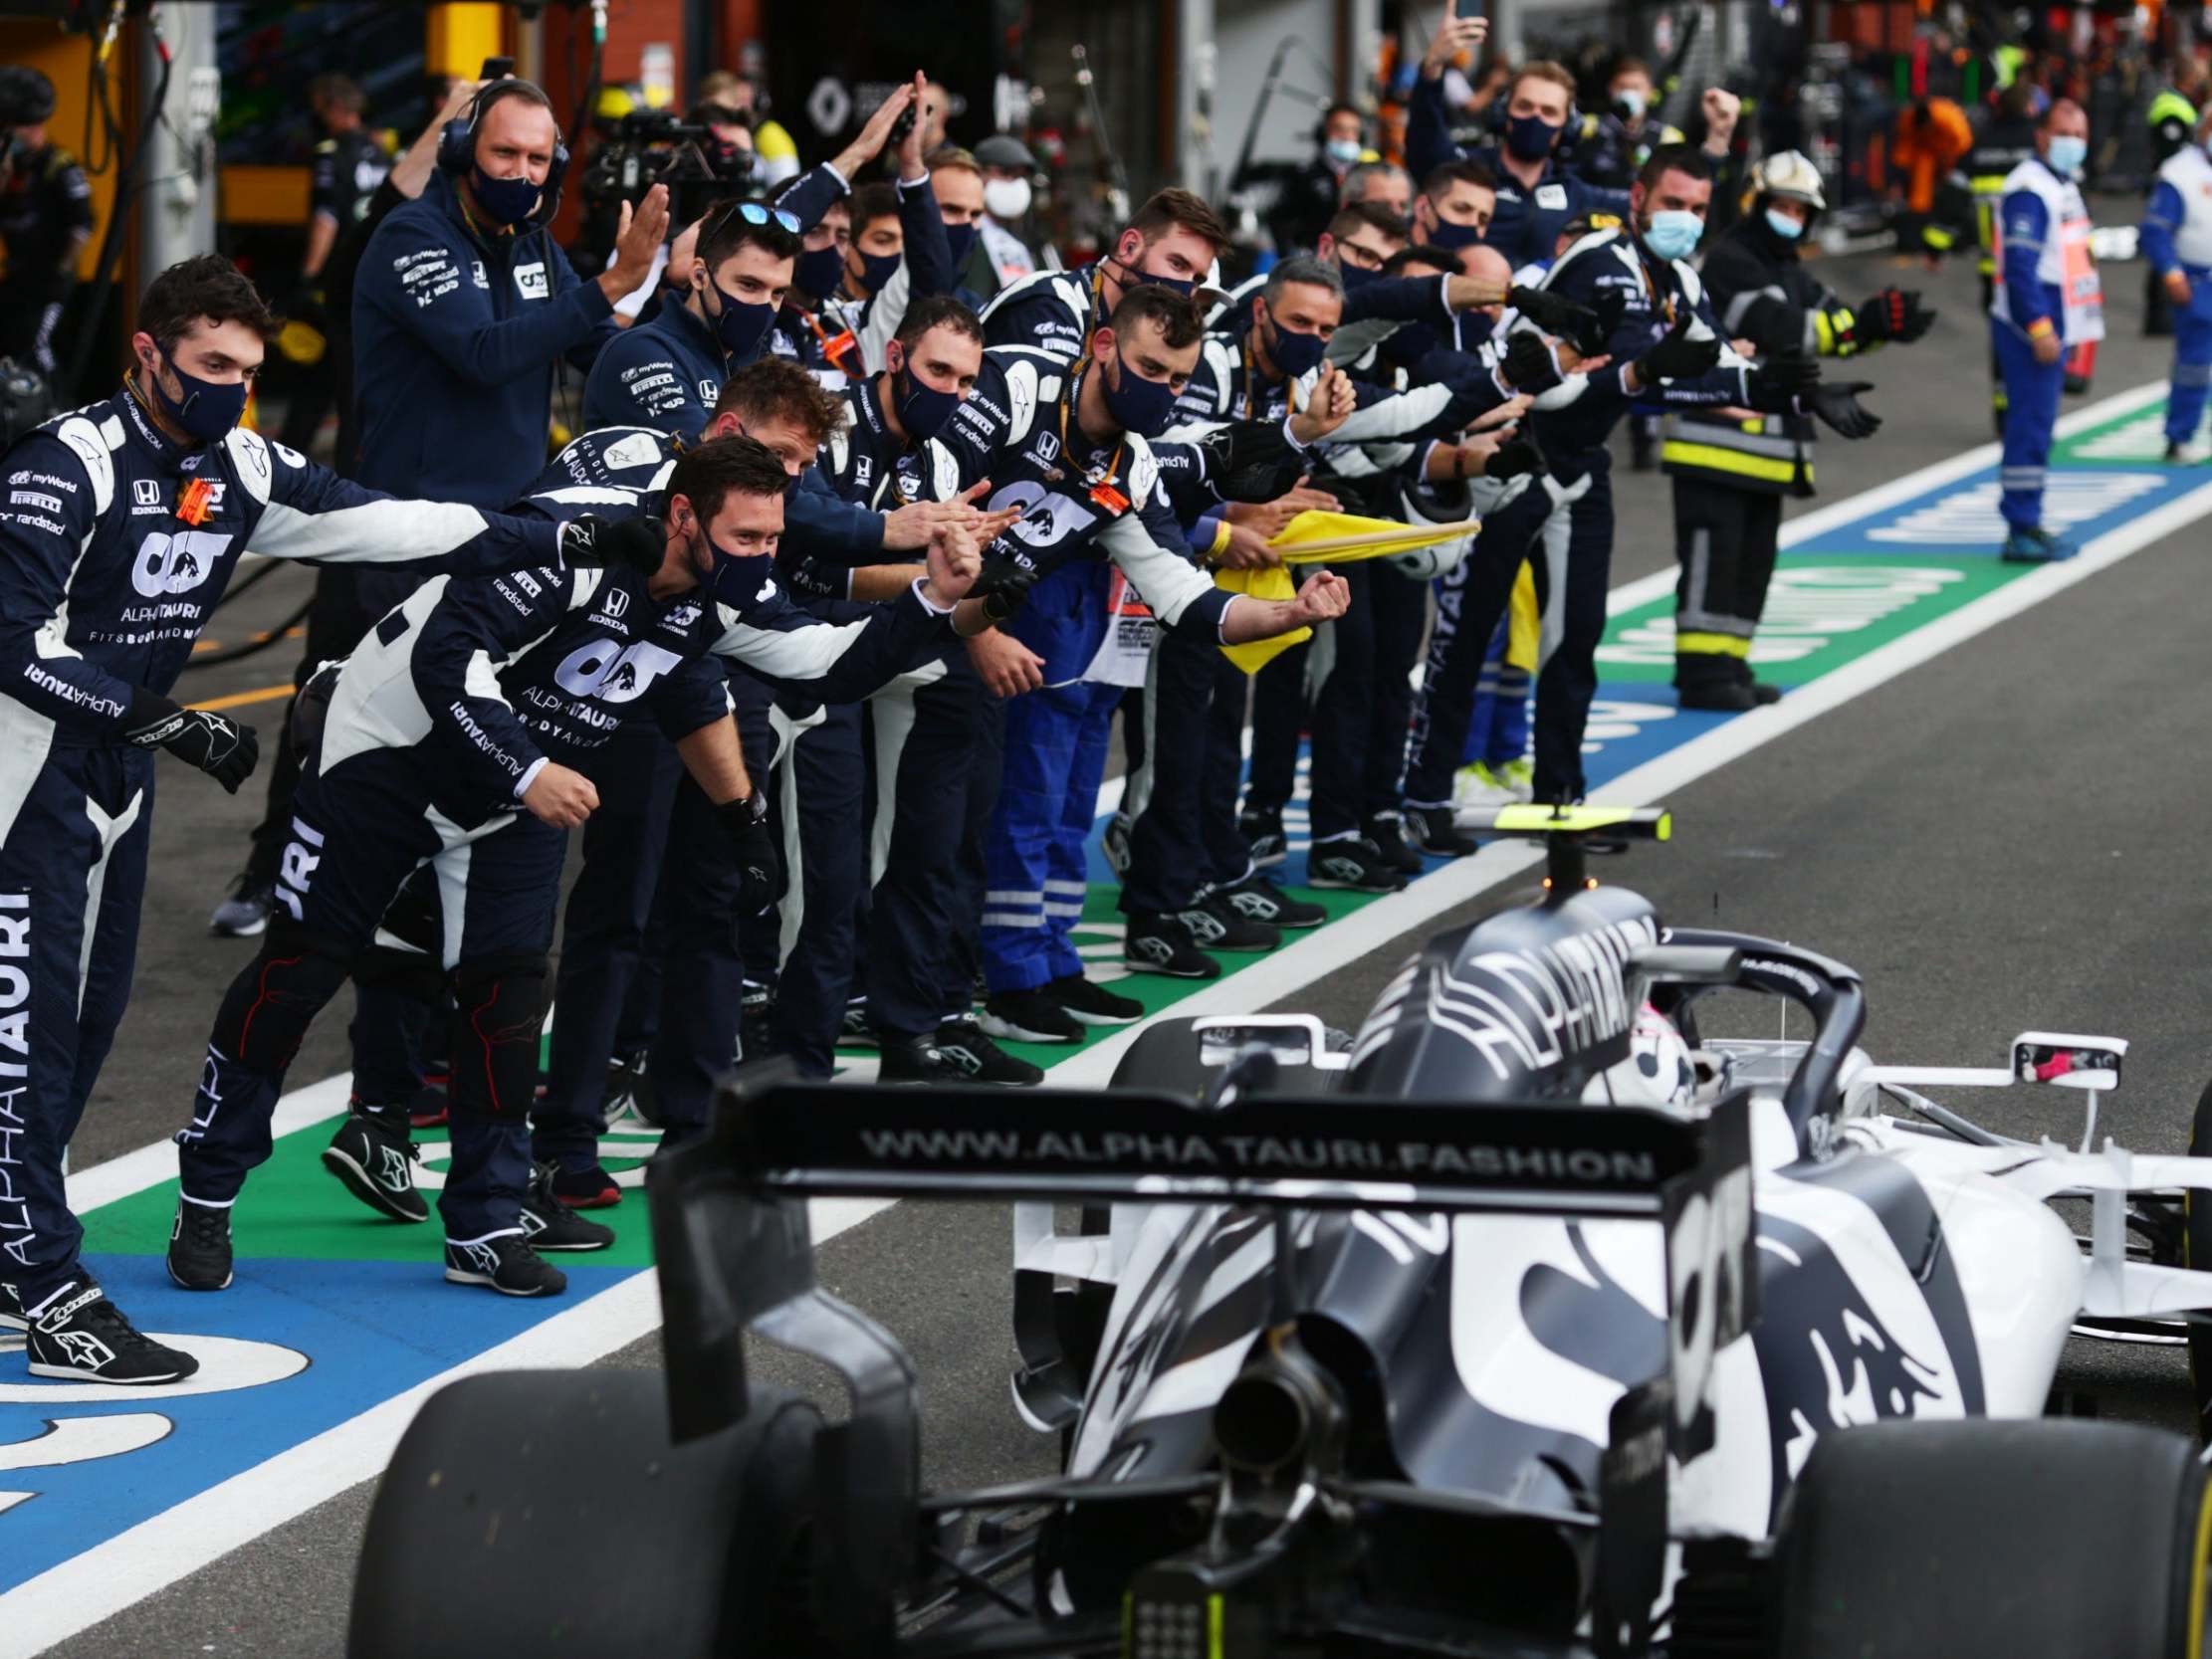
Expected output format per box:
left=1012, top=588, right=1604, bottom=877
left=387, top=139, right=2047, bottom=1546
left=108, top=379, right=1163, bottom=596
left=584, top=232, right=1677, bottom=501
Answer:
left=706, top=199, right=802, bottom=238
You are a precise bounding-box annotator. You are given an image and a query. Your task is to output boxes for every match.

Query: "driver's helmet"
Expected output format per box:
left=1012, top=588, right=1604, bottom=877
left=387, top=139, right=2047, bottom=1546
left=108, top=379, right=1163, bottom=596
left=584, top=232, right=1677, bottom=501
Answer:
left=1586, top=1000, right=1698, bottom=1114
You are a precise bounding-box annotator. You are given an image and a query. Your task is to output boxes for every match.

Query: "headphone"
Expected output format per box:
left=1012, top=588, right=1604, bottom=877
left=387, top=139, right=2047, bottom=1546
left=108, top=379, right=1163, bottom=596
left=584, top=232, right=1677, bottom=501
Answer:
left=436, top=78, right=570, bottom=209
left=1314, top=103, right=1369, bottom=147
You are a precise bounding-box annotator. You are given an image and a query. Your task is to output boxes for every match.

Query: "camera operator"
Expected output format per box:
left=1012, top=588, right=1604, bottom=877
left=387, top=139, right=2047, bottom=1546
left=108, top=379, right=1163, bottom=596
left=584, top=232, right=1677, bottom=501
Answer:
left=0, top=67, right=92, bottom=378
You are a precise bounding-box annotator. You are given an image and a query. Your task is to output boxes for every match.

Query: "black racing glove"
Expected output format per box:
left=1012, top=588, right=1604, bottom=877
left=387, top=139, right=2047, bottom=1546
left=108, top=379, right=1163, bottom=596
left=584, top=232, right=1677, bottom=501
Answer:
left=1636, top=311, right=1722, bottom=383
left=1499, top=330, right=1564, bottom=394
left=1508, top=285, right=1604, bottom=355
left=717, top=791, right=778, bottom=915
left=969, top=557, right=1038, bottom=623
left=560, top=513, right=665, bottom=576
left=123, top=690, right=259, bottom=794
left=1747, top=351, right=1820, bottom=409
left=1482, top=435, right=1545, bottom=480
left=1855, top=288, right=1936, bottom=344
left=1195, top=418, right=1307, bottom=503
left=1809, top=381, right=1882, bottom=440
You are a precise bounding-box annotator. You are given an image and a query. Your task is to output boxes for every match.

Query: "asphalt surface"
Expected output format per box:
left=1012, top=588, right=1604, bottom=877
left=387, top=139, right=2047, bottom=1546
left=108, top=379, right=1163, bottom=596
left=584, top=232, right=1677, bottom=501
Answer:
left=46, top=242, right=2212, bottom=1656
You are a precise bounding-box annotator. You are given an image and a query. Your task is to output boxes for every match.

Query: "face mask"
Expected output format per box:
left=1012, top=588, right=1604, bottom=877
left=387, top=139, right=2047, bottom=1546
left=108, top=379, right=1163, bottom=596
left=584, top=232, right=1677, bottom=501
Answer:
left=698, top=275, right=775, bottom=360
left=889, top=358, right=963, bottom=441
left=852, top=248, right=902, bottom=296
left=1430, top=217, right=1485, bottom=251
left=148, top=347, right=248, bottom=444
left=1265, top=315, right=1328, bottom=379
left=943, top=221, right=979, bottom=268
left=795, top=242, right=846, bottom=299
left=2047, top=135, right=2088, bottom=176
left=983, top=176, right=1032, bottom=221
left=1100, top=353, right=1181, bottom=438
left=1642, top=208, right=1703, bottom=262
left=1324, top=137, right=1363, bottom=165
left=469, top=165, right=541, bottom=227
left=1339, top=260, right=1381, bottom=293
left=1764, top=206, right=1805, bottom=241
left=1505, top=113, right=1562, bottom=161
left=695, top=518, right=779, bottom=613
left=1114, top=252, right=1198, bottom=298
left=1613, top=89, right=1648, bottom=120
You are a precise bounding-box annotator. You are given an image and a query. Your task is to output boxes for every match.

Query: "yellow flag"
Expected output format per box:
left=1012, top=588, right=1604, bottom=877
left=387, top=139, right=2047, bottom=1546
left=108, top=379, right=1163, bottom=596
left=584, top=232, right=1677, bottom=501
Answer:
left=1211, top=512, right=1481, bottom=674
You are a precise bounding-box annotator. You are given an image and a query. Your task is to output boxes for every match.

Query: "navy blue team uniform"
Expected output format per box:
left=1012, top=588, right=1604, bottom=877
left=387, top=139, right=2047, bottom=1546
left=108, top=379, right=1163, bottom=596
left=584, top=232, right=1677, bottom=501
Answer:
left=174, top=442, right=955, bottom=1278
left=0, top=386, right=568, bottom=1330
left=1404, top=78, right=1631, bottom=271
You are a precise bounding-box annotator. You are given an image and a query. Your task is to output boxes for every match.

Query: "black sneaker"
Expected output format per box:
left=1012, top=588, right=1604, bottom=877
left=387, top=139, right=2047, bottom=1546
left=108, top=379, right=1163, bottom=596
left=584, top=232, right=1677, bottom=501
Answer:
left=322, top=1110, right=428, bottom=1223
left=1307, top=837, right=1409, bottom=894
left=1240, top=810, right=1289, bottom=868
left=0, top=1281, right=22, bottom=1332
left=932, top=1018, right=1045, bottom=1085
left=1101, top=811, right=1134, bottom=877
left=405, top=1083, right=450, bottom=1131
left=208, top=870, right=272, bottom=938
left=547, top=1162, right=622, bottom=1209
left=1365, top=812, right=1424, bottom=875
left=24, top=1282, right=199, bottom=1384
left=1742, top=678, right=1783, bottom=706
left=444, top=1234, right=568, bottom=1296
left=741, top=982, right=776, bottom=1064
left=520, top=1165, right=616, bottom=1252
left=1675, top=680, right=1758, bottom=713
left=1175, top=903, right=1280, bottom=954
left=1044, top=973, right=1144, bottom=1026
left=837, top=1003, right=878, bottom=1048
left=979, top=988, right=1085, bottom=1044
left=1208, top=872, right=1326, bottom=930
left=1406, top=804, right=1478, bottom=858
left=166, top=1198, right=235, bottom=1291
left=878, top=1032, right=964, bottom=1083
left=1124, top=912, right=1224, bottom=979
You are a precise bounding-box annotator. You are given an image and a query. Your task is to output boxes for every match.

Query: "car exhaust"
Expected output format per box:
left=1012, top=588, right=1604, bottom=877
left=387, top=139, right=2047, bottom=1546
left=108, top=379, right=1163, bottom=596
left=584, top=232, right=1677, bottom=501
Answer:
left=1212, top=1332, right=1345, bottom=1479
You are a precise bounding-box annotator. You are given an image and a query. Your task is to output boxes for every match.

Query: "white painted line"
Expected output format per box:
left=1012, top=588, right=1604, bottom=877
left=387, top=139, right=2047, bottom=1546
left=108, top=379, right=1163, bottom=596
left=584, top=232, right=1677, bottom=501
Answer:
left=16, top=375, right=2186, bottom=1650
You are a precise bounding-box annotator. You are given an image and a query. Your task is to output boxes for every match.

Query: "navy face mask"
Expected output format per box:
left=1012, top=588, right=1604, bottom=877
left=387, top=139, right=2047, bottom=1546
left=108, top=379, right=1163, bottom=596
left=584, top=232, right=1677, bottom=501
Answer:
left=1430, top=217, right=1485, bottom=250
left=1505, top=112, right=1562, bottom=161
left=1101, top=354, right=1181, bottom=438
left=795, top=242, right=846, bottom=299
left=890, top=359, right=963, bottom=441
left=695, top=519, right=779, bottom=613
left=698, top=275, right=775, bottom=361
left=943, top=221, right=979, bottom=268
left=1339, top=261, right=1382, bottom=293
left=1114, top=251, right=1198, bottom=297
left=853, top=248, right=903, bottom=295
left=1264, top=312, right=1329, bottom=380
left=150, top=348, right=248, bottom=444
left=470, top=165, right=541, bottom=226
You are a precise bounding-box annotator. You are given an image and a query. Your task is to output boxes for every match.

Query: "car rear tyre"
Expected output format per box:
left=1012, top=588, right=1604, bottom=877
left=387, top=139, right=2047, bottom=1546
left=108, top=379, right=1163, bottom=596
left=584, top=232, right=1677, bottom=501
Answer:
left=2185, top=1075, right=2212, bottom=1440
left=348, top=1370, right=821, bottom=1658
left=1775, top=1418, right=2210, bottom=1658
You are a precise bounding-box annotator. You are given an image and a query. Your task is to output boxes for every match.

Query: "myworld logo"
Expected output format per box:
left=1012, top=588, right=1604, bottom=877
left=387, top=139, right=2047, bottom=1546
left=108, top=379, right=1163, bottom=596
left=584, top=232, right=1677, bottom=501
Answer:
left=1598, top=566, right=1969, bottom=667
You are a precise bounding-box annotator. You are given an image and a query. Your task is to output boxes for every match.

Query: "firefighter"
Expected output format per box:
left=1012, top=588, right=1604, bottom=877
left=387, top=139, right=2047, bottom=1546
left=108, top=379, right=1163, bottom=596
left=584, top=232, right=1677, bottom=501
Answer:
left=2144, top=84, right=2199, bottom=337
left=1661, top=151, right=1917, bottom=709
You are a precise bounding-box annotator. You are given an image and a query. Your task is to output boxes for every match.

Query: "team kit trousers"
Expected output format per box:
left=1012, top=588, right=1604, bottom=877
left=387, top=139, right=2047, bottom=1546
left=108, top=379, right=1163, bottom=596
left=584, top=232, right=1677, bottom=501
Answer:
left=0, top=741, right=157, bottom=1313
left=1121, top=622, right=1252, bottom=917
left=2166, top=268, right=2212, bottom=447
left=982, top=679, right=1124, bottom=994
left=1993, top=321, right=2066, bottom=532
left=1670, top=479, right=1784, bottom=695
left=1304, top=559, right=1429, bottom=846
left=179, top=747, right=568, bottom=1244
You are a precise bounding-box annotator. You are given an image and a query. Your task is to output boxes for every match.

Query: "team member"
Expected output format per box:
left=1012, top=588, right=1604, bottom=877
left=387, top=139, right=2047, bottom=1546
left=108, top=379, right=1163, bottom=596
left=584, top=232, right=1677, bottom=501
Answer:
left=0, top=255, right=607, bottom=1382
left=943, top=288, right=1353, bottom=1042
left=350, top=76, right=668, bottom=512
left=1572, top=58, right=1683, bottom=191
left=168, top=438, right=987, bottom=1300
left=2139, top=114, right=2212, bottom=462
left=278, top=74, right=393, bottom=456
left=1991, top=99, right=2101, bottom=562
left=0, top=66, right=92, bottom=376
left=1663, top=151, right=1910, bottom=708
left=980, top=187, right=1232, bottom=358
left=926, top=145, right=992, bottom=307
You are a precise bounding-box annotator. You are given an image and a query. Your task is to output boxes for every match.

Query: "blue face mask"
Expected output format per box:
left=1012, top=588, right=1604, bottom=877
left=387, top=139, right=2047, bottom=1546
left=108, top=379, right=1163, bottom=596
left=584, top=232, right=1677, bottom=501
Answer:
left=1431, top=217, right=1485, bottom=251
left=1114, top=255, right=1198, bottom=298
left=150, top=347, right=248, bottom=444
left=1642, top=208, right=1703, bottom=262
left=696, top=519, right=779, bottom=613
left=889, top=359, right=963, bottom=442
left=853, top=248, right=902, bottom=296
left=1505, top=113, right=1562, bottom=161
left=943, top=221, right=979, bottom=268
left=469, top=166, right=542, bottom=227
left=1101, top=353, right=1181, bottom=438
left=1764, top=206, right=1805, bottom=241
left=2046, top=134, right=2088, bottom=176
left=698, top=275, right=775, bottom=361
left=1263, top=311, right=1329, bottom=380
left=795, top=242, right=846, bottom=299
left=1339, top=261, right=1382, bottom=293
left=1324, top=137, right=1363, bottom=165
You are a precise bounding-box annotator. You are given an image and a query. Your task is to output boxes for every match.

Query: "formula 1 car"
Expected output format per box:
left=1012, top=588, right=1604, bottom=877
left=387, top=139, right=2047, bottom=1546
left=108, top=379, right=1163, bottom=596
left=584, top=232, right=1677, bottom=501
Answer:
left=348, top=808, right=2212, bottom=1658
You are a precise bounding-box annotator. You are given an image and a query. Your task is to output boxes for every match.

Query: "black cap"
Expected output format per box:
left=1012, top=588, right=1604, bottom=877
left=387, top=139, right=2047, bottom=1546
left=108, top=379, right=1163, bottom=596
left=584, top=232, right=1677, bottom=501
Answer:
left=0, top=67, right=56, bottom=128
left=973, top=133, right=1037, bottom=172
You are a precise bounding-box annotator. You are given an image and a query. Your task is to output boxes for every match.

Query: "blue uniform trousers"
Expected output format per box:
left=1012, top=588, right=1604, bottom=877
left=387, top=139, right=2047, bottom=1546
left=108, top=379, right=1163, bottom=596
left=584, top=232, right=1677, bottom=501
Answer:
left=982, top=680, right=1122, bottom=993
left=0, top=745, right=155, bottom=1310
left=1994, top=321, right=2066, bottom=529
left=1122, top=622, right=1252, bottom=914
left=2167, top=270, right=2212, bottom=445
left=1305, top=559, right=1430, bottom=844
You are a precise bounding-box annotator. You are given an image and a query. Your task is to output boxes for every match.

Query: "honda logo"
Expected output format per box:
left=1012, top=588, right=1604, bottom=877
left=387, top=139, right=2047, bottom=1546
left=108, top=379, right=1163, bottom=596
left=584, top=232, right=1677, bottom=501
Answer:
left=132, top=479, right=161, bottom=508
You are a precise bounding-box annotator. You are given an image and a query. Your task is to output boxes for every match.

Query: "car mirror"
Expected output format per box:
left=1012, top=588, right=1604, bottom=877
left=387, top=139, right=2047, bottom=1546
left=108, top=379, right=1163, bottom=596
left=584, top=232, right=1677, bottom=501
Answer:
left=1630, top=943, right=1742, bottom=985
left=2011, top=1032, right=2126, bottom=1092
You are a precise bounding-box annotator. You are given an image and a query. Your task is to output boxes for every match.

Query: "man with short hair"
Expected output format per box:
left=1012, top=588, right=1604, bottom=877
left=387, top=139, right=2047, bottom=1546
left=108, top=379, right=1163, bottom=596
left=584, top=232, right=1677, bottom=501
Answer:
left=1342, top=159, right=1414, bottom=219
left=170, top=436, right=988, bottom=1299
left=1571, top=57, right=1685, bottom=191
left=0, top=66, right=91, bottom=376
left=979, top=187, right=1232, bottom=358
left=0, top=254, right=615, bottom=1380
left=926, top=144, right=993, bottom=306
left=277, top=75, right=392, bottom=457
left=972, top=133, right=1046, bottom=297
left=1316, top=201, right=1410, bottom=287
